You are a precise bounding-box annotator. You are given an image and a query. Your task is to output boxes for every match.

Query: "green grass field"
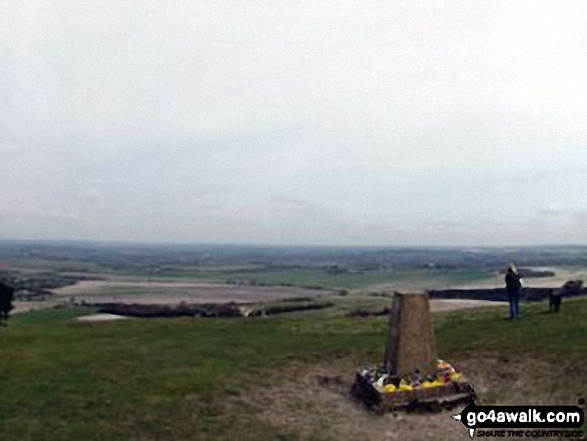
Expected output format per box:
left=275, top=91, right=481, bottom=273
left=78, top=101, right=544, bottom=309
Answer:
left=1, top=299, right=585, bottom=440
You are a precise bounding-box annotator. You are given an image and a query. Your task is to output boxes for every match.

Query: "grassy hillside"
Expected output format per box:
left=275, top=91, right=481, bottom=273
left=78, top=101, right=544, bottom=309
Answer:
left=0, top=300, right=585, bottom=440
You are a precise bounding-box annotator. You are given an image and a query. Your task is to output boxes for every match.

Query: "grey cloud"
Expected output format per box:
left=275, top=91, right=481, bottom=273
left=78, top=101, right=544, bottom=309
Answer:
left=0, top=143, right=20, bottom=153
left=2, top=0, right=587, bottom=245
left=268, top=195, right=330, bottom=217
left=536, top=206, right=567, bottom=218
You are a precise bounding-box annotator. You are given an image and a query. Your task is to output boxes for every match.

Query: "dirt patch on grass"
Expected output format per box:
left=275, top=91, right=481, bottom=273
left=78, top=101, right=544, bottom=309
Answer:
left=455, top=352, right=584, bottom=407
left=238, top=355, right=584, bottom=441
left=242, top=361, right=462, bottom=441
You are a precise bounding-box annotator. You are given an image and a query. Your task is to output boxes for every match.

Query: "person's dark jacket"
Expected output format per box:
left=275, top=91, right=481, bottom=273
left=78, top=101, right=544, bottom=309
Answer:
left=505, top=273, right=522, bottom=296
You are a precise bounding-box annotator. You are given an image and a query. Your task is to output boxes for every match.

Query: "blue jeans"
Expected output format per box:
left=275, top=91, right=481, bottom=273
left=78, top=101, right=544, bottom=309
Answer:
left=508, top=292, right=520, bottom=319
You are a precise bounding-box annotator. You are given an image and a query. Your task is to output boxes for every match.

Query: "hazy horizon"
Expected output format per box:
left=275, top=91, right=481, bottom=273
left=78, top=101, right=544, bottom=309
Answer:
left=2, top=238, right=586, bottom=251
left=3, top=1, right=587, bottom=246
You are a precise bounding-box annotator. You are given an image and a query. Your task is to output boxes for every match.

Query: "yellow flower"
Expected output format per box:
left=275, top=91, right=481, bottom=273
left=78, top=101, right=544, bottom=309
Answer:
left=450, top=372, right=464, bottom=381
left=384, top=384, right=396, bottom=393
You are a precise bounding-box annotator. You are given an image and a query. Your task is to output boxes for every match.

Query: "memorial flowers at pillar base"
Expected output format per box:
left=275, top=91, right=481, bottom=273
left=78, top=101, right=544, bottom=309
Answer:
left=351, top=359, right=473, bottom=412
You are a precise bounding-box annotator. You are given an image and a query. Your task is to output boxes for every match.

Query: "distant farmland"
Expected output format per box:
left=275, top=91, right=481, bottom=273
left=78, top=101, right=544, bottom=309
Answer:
left=35, top=266, right=495, bottom=291
left=54, top=280, right=339, bottom=304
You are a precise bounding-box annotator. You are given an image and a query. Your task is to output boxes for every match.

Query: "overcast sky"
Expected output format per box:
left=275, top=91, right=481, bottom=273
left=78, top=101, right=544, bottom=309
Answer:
left=1, top=1, right=587, bottom=246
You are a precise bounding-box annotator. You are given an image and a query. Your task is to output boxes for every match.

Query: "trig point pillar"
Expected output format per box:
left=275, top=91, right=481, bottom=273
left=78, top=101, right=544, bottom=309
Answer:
left=384, top=292, right=438, bottom=377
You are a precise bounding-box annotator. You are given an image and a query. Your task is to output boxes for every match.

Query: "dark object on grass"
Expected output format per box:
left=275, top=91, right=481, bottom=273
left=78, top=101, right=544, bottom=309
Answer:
left=0, top=282, right=15, bottom=326
left=550, top=280, right=583, bottom=313
left=549, top=289, right=561, bottom=313
left=351, top=373, right=382, bottom=411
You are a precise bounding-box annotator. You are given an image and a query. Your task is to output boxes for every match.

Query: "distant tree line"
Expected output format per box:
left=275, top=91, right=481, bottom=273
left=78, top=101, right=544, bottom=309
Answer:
left=0, top=281, right=14, bottom=326
left=0, top=271, right=86, bottom=296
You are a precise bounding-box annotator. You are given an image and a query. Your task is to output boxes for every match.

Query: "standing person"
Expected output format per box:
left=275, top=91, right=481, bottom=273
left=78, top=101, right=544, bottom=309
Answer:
left=505, top=266, right=522, bottom=319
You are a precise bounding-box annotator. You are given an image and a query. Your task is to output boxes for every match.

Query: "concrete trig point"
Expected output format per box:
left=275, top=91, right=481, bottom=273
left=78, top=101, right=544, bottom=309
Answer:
left=352, top=291, right=471, bottom=412
left=384, top=292, right=438, bottom=377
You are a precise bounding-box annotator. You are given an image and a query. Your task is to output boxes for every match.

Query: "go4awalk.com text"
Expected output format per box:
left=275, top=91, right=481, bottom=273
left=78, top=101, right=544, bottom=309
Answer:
left=452, top=402, right=585, bottom=438
left=476, top=429, right=584, bottom=438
